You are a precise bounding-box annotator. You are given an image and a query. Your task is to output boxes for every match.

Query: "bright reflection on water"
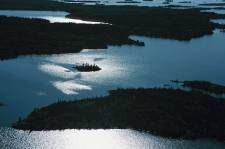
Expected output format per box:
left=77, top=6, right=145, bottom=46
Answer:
left=0, top=128, right=224, bottom=149
left=52, top=80, right=92, bottom=95
left=0, top=21, right=225, bottom=149
left=211, top=19, right=225, bottom=25
left=201, top=9, right=225, bottom=26
left=201, top=9, right=225, bottom=14
left=1, top=30, right=225, bottom=126
left=39, top=64, right=78, bottom=79
left=0, top=10, right=104, bottom=24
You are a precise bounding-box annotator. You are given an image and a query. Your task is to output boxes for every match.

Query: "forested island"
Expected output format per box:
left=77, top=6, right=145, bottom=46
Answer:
left=74, top=64, right=101, bottom=72
left=13, top=87, right=225, bottom=142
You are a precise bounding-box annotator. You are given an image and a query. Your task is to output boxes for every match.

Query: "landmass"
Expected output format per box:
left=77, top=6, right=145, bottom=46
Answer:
left=13, top=88, right=225, bottom=142
left=182, top=81, right=225, bottom=94
left=0, top=0, right=225, bottom=59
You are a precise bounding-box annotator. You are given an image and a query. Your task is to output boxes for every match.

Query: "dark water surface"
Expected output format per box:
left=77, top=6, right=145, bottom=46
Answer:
left=0, top=10, right=225, bottom=147
left=1, top=30, right=225, bottom=126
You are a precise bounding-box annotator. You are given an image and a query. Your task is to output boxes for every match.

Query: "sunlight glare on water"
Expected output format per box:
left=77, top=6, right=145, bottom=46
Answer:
left=1, top=128, right=224, bottom=149
left=1, top=30, right=225, bottom=126
left=39, top=64, right=78, bottom=79
left=0, top=10, right=105, bottom=24
left=52, top=80, right=92, bottom=95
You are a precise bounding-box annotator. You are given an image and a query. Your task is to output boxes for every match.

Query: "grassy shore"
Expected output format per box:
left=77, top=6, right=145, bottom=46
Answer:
left=0, top=0, right=225, bottom=59
left=13, top=88, right=225, bottom=142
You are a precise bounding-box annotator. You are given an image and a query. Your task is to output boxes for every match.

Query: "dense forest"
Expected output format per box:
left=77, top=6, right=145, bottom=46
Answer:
left=14, top=88, right=225, bottom=142
left=1, top=0, right=225, bottom=59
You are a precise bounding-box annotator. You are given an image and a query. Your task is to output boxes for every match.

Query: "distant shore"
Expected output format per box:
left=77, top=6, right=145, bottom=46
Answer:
left=13, top=86, right=225, bottom=142
left=172, top=80, right=225, bottom=95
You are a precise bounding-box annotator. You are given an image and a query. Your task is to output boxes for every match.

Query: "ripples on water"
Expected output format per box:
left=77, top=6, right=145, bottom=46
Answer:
left=0, top=128, right=225, bottom=149
left=1, top=4, right=225, bottom=148
left=1, top=30, right=225, bottom=126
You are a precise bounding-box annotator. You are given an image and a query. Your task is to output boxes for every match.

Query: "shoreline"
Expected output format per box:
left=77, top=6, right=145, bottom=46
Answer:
left=1, top=6, right=225, bottom=60
left=13, top=87, right=225, bottom=142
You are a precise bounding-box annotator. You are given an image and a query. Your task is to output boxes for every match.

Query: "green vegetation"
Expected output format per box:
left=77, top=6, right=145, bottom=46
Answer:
left=13, top=88, right=225, bottom=142
left=182, top=81, right=225, bottom=94
left=74, top=63, right=101, bottom=72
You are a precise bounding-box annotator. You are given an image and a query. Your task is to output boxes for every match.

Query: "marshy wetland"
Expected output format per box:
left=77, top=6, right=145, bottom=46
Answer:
left=1, top=0, right=225, bottom=148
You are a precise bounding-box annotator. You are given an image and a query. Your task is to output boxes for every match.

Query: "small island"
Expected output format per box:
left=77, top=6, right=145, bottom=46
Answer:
left=13, top=88, right=225, bottom=142
left=73, top=63, right=101, bottom=72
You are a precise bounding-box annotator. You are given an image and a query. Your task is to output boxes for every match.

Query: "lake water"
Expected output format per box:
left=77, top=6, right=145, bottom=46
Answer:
left=1, top=7, right=225, bottom=148
left=1, top=30, right=225, bottom=126
left=0, top=10, right=104, bottom=24
left=211, top=19, right=225, bottom=25
left=0, top=128, right=225, bottom=149
left=201, top=9, right=225, bottom=14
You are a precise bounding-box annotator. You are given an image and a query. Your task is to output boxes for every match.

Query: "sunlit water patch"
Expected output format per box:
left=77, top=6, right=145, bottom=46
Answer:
left=0, top=128, right=224, bottom=149
left=0, top=10, right=105, bottom=24
left=39, top=64, right=79, bottom=79
left=201, top=9, right=225, bottom=14
left=211, top=19, right=225, bottom=25
left=52, top=80, right=92, bottom=94
left=1, top=30, right=225, bottom=126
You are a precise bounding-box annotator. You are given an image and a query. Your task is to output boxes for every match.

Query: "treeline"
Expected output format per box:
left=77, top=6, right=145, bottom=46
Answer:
left=182, top=80, right=225, bottom=94
left=13, top=88, right=225, bottom=142
left=68, top=6, right=219, bottom=39
left=1, top=2, right=225, bottom=59
left=0, top=16, right=141, bottom=60
left=74, top=63, right=101, bottom=72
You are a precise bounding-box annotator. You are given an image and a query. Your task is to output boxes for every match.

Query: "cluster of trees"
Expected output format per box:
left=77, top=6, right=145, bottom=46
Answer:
left=14, top=88, right=225, bottom=141
left=74, top=63, right=101, bottom=72
left=1, top=2, right=225, bottom=59
left=0, top=16, right=141, bottom=60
